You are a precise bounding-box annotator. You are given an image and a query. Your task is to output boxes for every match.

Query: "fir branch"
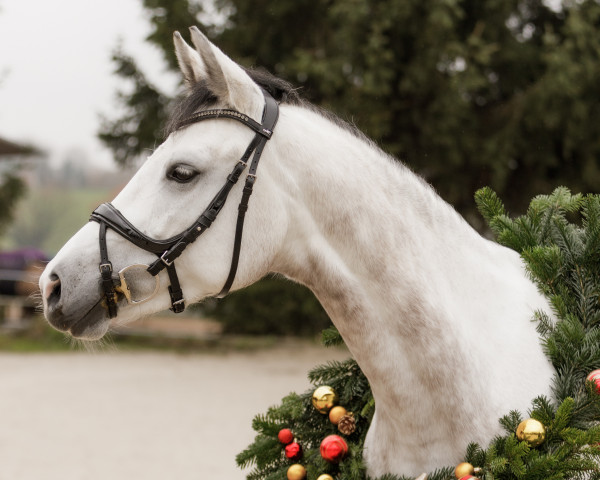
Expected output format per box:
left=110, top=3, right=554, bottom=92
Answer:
left=499, top=410, right=523, bottom=434
left=475, top=187, right=508, bottom=235
left=533, top=310, right=556, bottom=339
left=530, top=396, right=556, bottom=428
left=321, top=325, right=345, bottom=347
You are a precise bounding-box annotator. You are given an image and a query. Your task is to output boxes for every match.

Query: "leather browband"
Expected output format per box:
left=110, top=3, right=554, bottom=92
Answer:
left=175, top=109, right=274, bottom=138
left=90, top=89, right=279, bottom=317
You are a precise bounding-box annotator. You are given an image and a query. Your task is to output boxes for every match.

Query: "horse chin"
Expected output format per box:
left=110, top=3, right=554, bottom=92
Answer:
left=61, top=300, right=111, bottom=341
left=70, top=316, right=111, bottom=341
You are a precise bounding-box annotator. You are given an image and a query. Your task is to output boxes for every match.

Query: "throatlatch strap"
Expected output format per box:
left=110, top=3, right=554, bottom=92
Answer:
left=216, top=92, right=279, bottom=298
left=216, top=177, right=254, bottom=298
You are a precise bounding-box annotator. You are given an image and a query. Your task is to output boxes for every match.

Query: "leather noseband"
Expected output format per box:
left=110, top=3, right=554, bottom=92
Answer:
left=89, top=89, right=279, bottom=318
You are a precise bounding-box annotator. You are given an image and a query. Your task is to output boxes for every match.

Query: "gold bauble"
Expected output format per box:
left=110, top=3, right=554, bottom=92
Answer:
left=454, top=462, right=475, bottom=478
left=328, top=406, right=347, bottom=424
left=316, top=475, right=334, bottom=480
left=287, top=464, right=307, bottom=480
left=516, top=418, right=546, bottom=447
left=312, top=386, right=338, bottom=414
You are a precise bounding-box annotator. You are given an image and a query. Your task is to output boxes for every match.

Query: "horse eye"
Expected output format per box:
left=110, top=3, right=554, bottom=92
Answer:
left=167, top=164, right=199, bottom=183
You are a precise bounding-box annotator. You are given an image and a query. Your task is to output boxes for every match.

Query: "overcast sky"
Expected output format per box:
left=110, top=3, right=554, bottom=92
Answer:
left=0, top=0, right=180, bottom=170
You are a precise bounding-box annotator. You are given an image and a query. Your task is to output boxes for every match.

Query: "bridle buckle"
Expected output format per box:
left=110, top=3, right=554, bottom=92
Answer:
left=99, top=263, right=113, bottom=274
left=160, top=251, right=174, bottom=267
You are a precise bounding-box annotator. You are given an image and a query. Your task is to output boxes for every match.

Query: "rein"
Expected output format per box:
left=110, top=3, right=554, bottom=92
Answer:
left=89, top=90, right=279, bottom=318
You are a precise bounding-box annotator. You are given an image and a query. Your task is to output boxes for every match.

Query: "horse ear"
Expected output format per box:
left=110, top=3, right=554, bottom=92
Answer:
left=173, top=31, right=206, bottom=88
left=188, top=26, right=263, bottom=118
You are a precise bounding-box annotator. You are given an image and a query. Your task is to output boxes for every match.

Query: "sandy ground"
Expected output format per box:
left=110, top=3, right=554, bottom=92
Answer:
left=0, top=344, right=349, bottom=480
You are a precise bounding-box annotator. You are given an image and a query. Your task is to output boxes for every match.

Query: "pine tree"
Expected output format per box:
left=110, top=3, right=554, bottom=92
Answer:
left=237, top=187, right=600, bottom=479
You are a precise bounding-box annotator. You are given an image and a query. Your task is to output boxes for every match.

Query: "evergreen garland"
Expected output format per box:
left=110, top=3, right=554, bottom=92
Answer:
left=238, top=187, right=600, bottom=479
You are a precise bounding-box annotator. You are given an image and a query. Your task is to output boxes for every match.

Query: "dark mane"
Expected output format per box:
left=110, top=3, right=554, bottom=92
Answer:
left=164, top=68, right=300, bottom=136
left=164, top=68, right=367, bottom=142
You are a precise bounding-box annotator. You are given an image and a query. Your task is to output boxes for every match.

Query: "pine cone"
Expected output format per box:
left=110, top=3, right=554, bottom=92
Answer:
left=337, top=413, right=356, bottom=435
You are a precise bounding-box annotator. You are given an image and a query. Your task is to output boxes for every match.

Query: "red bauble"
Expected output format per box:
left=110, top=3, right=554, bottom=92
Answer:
left=285, top=442, right=303, bottom=461
left=459, top=476, right=477, bottom=480
left=587, top=369, right=600, bottom=393
left=278, top=428, right=294, bottom=445
left=320, top=434, right=348, bottom=463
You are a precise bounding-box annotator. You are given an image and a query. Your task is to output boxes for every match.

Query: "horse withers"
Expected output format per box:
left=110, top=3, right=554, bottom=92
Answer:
left=38, top=28, right=554, bottom=477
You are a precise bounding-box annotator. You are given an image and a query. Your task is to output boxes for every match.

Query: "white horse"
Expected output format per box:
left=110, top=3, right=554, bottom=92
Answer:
left=39, top=27, right=554, bottom=477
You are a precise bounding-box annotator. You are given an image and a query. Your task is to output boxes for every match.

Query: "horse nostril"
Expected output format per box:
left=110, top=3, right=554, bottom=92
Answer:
left=45, top=273, right=62, bottom=309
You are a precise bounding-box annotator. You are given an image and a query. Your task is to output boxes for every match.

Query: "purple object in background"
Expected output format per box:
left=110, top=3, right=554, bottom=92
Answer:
left=0, top=248, right=49, bottom=295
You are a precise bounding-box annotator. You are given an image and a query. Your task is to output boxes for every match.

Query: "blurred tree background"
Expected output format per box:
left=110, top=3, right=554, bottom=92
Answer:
left=0, top=5, right=29, bottom=238
left=0, top=168, right=26, bottom=237
left=99, top=0, right=600, bottom=335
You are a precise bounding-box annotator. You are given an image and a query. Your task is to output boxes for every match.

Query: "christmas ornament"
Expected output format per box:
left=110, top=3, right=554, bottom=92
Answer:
left=278, top=428, right=294, bottom=445
left=458, top=476, right=478, bottom=480
left=287, top=464, right=306, bottom=480
left=316, top=475, right=334, bottom=480
left=285, top=442, right=303, bottom=461
left=454, top=462, right=474, bottom=478
left=312, top=386, right=338, bottom=414
left=516, top=418, right=546, bottom=446
left=587, top=369, right=600, bottom=393
left=320, top=434, right=348, bottom=463
left=337, top=413, right=356, bottom=435
left=328, top=405, right=347, bottom=424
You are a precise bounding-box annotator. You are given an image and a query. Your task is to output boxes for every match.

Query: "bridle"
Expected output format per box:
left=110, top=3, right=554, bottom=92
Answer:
left=89, top=89, right=279, bottom=318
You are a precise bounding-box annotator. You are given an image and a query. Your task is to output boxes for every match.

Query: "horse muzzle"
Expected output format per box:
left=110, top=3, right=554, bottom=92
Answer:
left=40, top=269, right=110, bottom=340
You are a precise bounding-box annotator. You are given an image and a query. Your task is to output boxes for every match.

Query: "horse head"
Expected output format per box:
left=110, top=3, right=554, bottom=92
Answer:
left=39, top=28, right=288, bottom=339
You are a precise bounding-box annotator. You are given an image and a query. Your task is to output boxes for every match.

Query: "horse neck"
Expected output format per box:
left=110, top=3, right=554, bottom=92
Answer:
left=267, top=104, right=525, bottom=401
left=269, top=104, right=491, bottom=311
